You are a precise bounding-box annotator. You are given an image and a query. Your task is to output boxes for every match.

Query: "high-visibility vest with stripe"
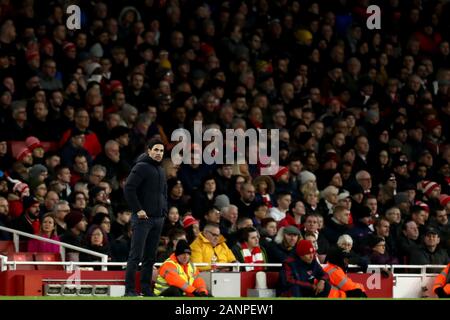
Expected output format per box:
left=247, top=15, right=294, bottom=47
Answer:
left=154, top=256, right=197, bottom=296
left=433, top=263, right=450, bottom=295
left=323, top=263, right=365, bottom=297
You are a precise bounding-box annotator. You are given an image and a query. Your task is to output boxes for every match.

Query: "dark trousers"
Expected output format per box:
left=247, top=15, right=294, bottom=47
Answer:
left=160, top=286, right=185, bottom=297
left=125, top=216, right=164, bottom=294
left=288, top=281, right=331, bottom=298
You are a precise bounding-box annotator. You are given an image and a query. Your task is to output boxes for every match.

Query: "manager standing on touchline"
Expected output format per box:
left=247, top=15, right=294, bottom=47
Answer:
left=124, top=140, right=168, bottom=296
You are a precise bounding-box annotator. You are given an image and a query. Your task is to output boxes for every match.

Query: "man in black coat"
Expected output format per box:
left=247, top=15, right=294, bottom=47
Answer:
left=123, top=140, right=167, bottom=296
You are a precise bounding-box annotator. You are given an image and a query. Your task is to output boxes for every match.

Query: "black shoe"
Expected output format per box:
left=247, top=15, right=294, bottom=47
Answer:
left=124, top=291, right=140, bottom=297
left=140, top=291, right=154, bottom=297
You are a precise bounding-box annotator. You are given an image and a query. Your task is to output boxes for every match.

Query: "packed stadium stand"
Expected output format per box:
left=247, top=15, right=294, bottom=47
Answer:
left=0, top=0, right=449, bottom=297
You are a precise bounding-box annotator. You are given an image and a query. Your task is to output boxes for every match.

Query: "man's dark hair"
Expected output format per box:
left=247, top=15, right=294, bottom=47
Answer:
left=148, top=139, right=164, bottom=150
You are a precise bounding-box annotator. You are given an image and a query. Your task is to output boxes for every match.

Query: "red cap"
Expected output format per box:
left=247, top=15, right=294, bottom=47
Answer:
left=296, top=240, right=315, bottom=257
left=425, top=119, right=442, bottom=131
left=25, top=50, right=39, bottom=62
left=63, top=42, right=76, bottom=52
left=16, top=147, right=32, bottom=161
left=439, top=194, right=450, bottom=207
left=25, top=136, right=43, bottom=151
left=13, top=181, right=29, bottom=195
left=109, top=80, right=123, bottom=93
left=273, top=166, right=289, bottom=181
left=183, top=215, right=199, bottom=229
left=415, top=200, right=430, bottom=213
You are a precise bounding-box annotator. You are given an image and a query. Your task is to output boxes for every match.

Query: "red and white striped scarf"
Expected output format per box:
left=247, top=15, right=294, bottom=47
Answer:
left=241, top=242, right=264, bottom=271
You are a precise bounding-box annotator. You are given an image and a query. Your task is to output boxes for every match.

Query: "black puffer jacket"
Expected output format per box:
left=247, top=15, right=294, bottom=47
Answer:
left=124, top=153, right=167, bottom=218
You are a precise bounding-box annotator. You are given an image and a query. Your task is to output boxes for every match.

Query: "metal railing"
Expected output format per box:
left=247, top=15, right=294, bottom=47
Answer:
left=0, top=226, right=108, bottom=271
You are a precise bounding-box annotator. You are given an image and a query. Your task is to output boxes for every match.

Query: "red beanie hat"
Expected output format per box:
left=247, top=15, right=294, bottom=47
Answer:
left=16, top=147, right=32, bottom=161
left=439, top=194, right=450, bottom=207
left=425, top=119, right=442, bottom=131
left=273, top=166, right=289, bottom=181
left=25, top=136, right=43, bottom=151
left=183, top=215, right=199, bottom=229
left=421, top=180, right=440, bottom=197
left=415, top=200, right=430, bottom=213
left=296, top=240, right=315, bottom=257
left=63, top=42, right=76, bottom=52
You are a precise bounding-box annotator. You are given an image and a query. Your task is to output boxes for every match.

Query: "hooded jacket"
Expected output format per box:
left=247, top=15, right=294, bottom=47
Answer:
left=124, top=153, right=167, bottom=218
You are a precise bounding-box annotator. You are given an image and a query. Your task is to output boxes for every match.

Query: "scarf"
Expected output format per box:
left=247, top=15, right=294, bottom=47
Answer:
left=241, top=242, right=264, bottom=271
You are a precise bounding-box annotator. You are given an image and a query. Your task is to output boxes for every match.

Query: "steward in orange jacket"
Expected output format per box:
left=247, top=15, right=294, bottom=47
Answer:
left=323, top=247, right=367, bottom=298
left=153, top=240, right=209, bottom=297
left=433, top=263, right=450, bottom=298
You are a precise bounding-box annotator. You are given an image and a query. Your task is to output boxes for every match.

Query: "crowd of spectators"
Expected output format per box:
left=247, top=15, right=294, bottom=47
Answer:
left=0, top=0, right=449, bottom=272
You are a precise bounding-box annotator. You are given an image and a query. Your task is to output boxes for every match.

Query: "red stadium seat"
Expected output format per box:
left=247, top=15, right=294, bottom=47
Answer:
left=34, top=252, right=63, bottom=270
left=7, top=252, right=35, bottom=270
left=0, top=240, right=15, bottom=255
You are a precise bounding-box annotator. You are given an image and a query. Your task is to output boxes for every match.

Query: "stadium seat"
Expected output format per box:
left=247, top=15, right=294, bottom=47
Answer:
left=7, top=252, right=35, bottom=270
left=34, top=253, right=64, bottom=270
left=0, top=240, right=15, bottom=255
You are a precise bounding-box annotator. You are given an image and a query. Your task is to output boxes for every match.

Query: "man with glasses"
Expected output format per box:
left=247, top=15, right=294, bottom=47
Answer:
left=190, top=223, right=236, bottom=271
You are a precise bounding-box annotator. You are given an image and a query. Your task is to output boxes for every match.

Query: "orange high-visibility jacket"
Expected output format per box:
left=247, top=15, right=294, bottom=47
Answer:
left=153, top=253, right=208, bottom=296
left=323, top=263, right=365, bottom=298
left=433, top=263, right=450, bottom=296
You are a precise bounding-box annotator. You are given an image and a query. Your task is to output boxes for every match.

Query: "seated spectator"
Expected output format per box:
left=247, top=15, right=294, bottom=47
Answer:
left=91, top=213, right=112, bottom=243
left=157, top=228, right=187, bottom=262
left=278, top=240, right=331, bottom=297
left=60, top=211, right=88, bottom=259
left=301, top=213, right=330, bottom=256
left=263, top=225, right=301, bottom=264
left=27, top=213, right=60, bottom=253
left=259, top=217, right=278, bottom=243
left=232, top=227, right=268, bottom=271
left=0, top=196, right=11, bottom=240
left=219, top=205, right=238, bottom=239
left=368, top=236, right=399, bottom=265
left=317, top=185, right=339, bottom=217
left=11, top=196, right=40, bottom=235
left=79, top=224, right=112, bottom=269
left=154, top=240, right=209, bottom=297
left=182, top=214, right=200, bottom=244
left=201, top=206, right=221, bottom=229
left=348, top=205, right=373, bottom=252
left=322, top=205, right=351, bottom=245
left=397, top=220, right=421, bottom=263
left=336, top=234, right=368, bottom=272
left=279, top=199, right=307, bottom=229
left=190, top=223, right=236, bottom=271
left=110, top=206, right=131, bottom=240
left=409, top=227, right=450, bottom=265
left=268, top=191, right=292, bottom=222
left=53, top=200, right=71, bottom=235
left=430, top=205, right=450, bottom=253
left=191, top=175, right=217, bottom=219
left=111, top=223, right=132, bottom=263
left=161, top=206, right=183, bottom=237
left=252, top=203, right=269, bottom=228
left=253, top=175, right=275, bottom=208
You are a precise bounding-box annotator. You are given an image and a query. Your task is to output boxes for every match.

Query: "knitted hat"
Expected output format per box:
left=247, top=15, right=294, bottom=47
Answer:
left=28, top=164, right=48, bottom=180
left=296, top=240, right=315, bottom=257
left=214, top=194, right=230, bottom=210
left=294, top=29, right=313, bottom=44
left=183, top=215, right=199, bottom=229
left=415, top=200, right=430, bottom=212
left=16, top=147, right=32, bottom=161
left=25, top=136, right=43, bottom=151
left=299, top=170, right=316, bottom=185
left=175, top=239, right=191, bottom=256
left=273, top=166, right=289, bottom=181
left=13, top=181, right=29, bottom=195
left=421, top=181, right=440, bottom=197
left=337, top=190, right=351, bottom=201
left=110, top=80, right=123, bottom=93
left=64, top=211, right=85, bottom=229
left=439, top=194, right=450, bottom=207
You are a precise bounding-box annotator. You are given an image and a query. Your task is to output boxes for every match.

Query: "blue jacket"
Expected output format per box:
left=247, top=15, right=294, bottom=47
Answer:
left=278, top=254, right=330, bottom=297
